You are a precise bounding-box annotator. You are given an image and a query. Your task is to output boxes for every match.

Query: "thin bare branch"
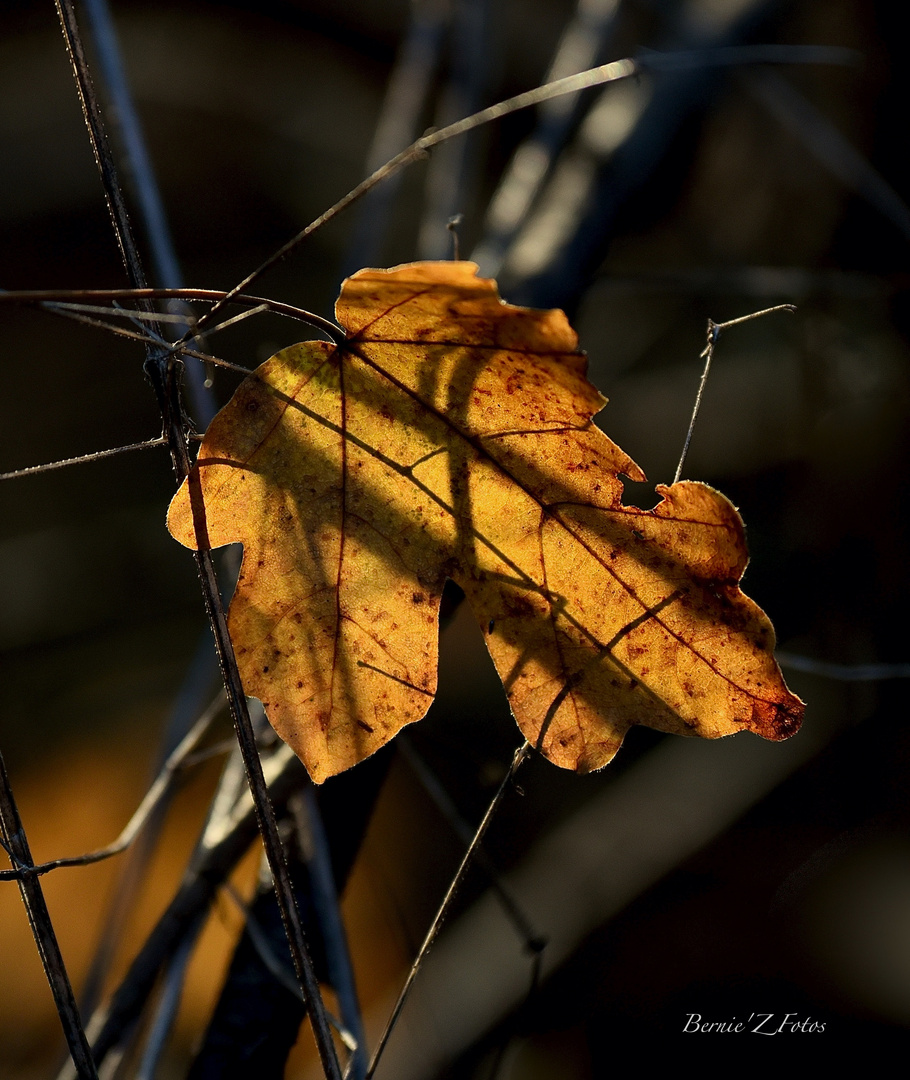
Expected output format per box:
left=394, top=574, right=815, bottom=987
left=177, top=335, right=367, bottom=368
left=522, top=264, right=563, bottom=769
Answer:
left=0, top=438, right=167, bottom=482
left=0, top=287, right=343, bottom=345
left=181, top=351, right=254, bottom=376
left=181, top=58, right=641, bottom=340
left=398, top=737, right=545, bottom=952
left=183, top=42, right=855, bottom=338
left=0, top=695, right=224, bottom=882
left=365, top=742, right=531, bottom=1080
left=53, top=5, right=342, bottom=1075
left=710, top=303, right=797, bottom=333
left=0, top=750, right=98, bottom=1079
left=777, top=652, right=910, bottom=681
left=2, top=293, right=257, bottom=374
left=49, top=303, right=193, bottom=323
left=673, top=304, right=796, bottom=485
left=55, top=744, right=306, bottom=1080
left=203, top=303, right=270, bottom=337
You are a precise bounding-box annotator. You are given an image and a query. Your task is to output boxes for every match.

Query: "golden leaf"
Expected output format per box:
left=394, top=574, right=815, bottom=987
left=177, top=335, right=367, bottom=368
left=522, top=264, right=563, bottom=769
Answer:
left=168, top=262, right=803, bottom=783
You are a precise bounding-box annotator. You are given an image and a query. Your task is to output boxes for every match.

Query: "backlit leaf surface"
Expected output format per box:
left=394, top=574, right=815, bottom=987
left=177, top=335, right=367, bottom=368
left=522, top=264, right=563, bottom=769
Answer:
left=168, top=262, right=803, bottom=783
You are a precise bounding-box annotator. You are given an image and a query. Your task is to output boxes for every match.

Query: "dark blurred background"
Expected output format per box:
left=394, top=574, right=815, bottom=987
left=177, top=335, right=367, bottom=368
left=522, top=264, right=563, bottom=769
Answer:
left=2, top=1, right=909, bottom=1076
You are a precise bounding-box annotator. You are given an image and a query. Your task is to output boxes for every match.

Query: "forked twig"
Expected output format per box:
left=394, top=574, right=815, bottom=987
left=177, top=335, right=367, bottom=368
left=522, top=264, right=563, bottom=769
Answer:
left=673, top=304, right=796, bottom=485
left=1, top=19, right=868, bottom=1076
left=0, top=695, right=224, bottom=883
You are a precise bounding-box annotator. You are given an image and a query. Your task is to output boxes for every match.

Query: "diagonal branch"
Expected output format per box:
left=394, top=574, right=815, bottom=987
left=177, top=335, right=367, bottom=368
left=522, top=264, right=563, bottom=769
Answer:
left=182, top=42, right=853, bottom=340
left=52, top=3, right=341, bottom=1077
left=0, top=751, right=98, bottom=1079
left=365, top=742, right=531, bottom=1079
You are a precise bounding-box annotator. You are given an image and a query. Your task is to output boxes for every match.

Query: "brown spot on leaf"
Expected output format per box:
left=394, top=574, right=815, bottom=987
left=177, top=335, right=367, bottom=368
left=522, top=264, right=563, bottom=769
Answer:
left=167, top=260, right=803, bottom=783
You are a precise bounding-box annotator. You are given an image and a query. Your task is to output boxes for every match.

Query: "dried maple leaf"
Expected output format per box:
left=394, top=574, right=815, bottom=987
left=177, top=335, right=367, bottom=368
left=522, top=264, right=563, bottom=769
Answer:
left=168, top=262, right=803, bottom=783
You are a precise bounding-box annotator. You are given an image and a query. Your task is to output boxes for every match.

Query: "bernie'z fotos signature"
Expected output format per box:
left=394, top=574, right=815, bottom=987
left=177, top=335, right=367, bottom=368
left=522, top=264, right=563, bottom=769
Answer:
left=683, top=1013, right=825, bottom=1035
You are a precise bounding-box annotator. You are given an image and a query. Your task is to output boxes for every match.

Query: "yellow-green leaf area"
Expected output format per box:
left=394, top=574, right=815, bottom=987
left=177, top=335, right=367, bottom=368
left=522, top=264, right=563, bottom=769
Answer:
left=168, top=261, right=803, bottom=783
